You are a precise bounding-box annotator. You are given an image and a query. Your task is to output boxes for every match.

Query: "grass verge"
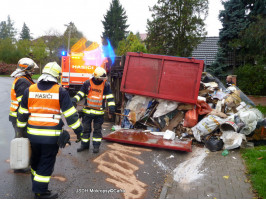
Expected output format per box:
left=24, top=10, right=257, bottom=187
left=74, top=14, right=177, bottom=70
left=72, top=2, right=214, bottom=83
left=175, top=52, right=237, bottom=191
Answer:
left=241, top=146, right=266, bottom=198
left=256, top=105, right=266, bottom=115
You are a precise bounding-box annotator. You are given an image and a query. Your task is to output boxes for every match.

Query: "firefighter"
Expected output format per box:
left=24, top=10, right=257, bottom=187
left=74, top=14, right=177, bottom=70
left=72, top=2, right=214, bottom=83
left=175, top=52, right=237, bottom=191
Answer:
left=9, top=58, right=38, bottom=138
left=72, top=67, right=115, bottom=153
left=17, top=62, right=83, bottom=199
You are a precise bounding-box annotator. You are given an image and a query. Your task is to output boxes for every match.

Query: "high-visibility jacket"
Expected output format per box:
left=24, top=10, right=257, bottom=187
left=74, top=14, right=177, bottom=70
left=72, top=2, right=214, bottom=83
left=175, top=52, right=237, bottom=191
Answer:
left=73, top=78, right=115, bottom=116
left=10, top=76, right=34, bottom=118
left=86, top=79, right=106, bottom=110
left=26, top=84, right=62, bottom=143
left=17, top=82, right=83, bottom=144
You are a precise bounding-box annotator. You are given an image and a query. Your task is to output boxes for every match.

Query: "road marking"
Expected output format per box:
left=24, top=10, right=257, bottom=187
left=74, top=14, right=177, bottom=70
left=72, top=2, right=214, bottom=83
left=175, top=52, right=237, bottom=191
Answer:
left=94, top=143, right=151, bottom=198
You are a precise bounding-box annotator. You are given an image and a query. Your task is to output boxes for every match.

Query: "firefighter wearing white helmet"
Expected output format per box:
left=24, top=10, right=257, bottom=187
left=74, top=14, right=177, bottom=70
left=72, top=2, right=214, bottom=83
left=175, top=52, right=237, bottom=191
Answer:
left=17, top=61, right=83, bottom=199
left=37, top=62, right=62, bottom=83
left=9, top=58, right=38, bottom=143
left=72, top=66, right=115, bottom=153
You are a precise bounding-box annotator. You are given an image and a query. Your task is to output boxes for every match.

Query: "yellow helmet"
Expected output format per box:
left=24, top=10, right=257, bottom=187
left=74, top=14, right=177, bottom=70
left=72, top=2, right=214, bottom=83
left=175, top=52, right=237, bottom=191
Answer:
left=42, top=62, right=61, bottom=78
left=93, top=67, right=107, bottom=79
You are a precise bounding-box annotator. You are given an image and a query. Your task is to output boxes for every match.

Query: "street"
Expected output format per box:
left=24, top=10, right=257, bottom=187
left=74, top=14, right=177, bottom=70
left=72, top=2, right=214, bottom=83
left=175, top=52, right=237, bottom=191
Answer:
left=0, top=77, right=189, bottom=199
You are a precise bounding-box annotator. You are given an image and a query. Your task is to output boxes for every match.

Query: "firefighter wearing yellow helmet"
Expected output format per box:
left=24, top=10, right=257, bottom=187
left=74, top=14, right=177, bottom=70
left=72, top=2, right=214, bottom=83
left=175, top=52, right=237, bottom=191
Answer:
left=9, top=58, right=38, bottom=142
left=72, top=66, right=115, bottom=153
left=17, top=62, right=83, bottom=199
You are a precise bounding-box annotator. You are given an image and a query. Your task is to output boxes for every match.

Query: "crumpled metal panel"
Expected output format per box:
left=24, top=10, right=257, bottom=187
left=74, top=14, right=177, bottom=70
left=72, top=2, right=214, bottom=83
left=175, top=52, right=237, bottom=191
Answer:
left=103, top=130, right=192, bottom=152
left=120, top=52, right=204, bottom=104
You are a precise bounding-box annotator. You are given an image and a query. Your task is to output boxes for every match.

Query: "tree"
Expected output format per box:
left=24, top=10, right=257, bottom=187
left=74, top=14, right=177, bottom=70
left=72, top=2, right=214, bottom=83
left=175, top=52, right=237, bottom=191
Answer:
left=0, top=15, right=17, bottom=40
left=116, top=32, right=147, bottom=56
left=209, top=0, right=266, bottom=76
left=145, top=0, right=208, bottom=57
left=31, top=38, right=48, bottom=74
left=20, top=23, right=32, bottom=40
left=16, top=39, right=31, bottom=58
left=0, top=38, right=18, bottom=63
left=239, top=16, right=266, bottom=63
left=63, top=22, right=84, bottom=52
left=102, top=0, right=129, bottom=49
left=43, top=29, right=65, bottom=63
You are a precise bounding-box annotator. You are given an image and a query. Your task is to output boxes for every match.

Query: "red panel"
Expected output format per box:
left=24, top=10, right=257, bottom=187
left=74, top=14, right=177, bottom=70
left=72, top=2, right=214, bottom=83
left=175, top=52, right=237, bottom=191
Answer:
left=120, top=52, right=204, bottom=104
left=103, top=130, right=192, bottom=152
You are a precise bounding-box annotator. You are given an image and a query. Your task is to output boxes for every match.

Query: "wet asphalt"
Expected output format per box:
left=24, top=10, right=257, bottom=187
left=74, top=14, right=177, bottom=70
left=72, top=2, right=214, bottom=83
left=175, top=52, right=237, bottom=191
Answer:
left=0, top=77, right=189, bottom=199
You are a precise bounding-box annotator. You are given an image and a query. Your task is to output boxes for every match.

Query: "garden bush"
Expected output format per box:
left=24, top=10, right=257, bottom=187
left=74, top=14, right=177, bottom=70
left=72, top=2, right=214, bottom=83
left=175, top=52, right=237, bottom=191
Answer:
left=236, top=64, right=266, bottom=96
left=0, top=63, right=17, bottom=75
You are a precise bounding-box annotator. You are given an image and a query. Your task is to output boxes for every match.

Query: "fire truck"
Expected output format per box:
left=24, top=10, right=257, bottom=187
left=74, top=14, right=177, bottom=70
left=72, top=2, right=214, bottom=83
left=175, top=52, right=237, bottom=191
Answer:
left=61, top=38, right=109, bottom=95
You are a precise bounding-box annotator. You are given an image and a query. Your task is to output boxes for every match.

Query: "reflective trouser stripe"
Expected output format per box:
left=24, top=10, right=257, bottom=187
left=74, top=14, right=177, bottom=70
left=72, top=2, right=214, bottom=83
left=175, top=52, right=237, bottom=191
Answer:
left=81, top=137, right=90, bottom=143
left=33, top=173, right=51, bottom=183
left=93, top=137, right=102, bottom=142
left=108, top=102, right=115, bottom=106
left=106, top=94, right=114, bottom=99
left=82, top=109, right=104, bottom=115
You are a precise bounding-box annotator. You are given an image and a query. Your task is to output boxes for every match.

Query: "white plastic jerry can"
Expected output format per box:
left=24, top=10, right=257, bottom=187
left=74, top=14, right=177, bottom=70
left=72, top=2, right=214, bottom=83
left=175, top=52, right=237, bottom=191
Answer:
left=10, top=138, right=31, bottom=170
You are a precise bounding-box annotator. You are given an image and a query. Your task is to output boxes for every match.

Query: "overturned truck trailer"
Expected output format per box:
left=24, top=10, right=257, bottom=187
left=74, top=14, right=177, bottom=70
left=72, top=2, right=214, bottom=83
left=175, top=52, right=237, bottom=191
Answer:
left=103, top=52, right=204, bottom=152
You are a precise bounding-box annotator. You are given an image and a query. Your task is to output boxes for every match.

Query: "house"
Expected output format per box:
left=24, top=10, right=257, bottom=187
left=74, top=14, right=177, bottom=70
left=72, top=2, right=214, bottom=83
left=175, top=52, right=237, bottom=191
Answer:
left=192, top=36, right=219, bottom=67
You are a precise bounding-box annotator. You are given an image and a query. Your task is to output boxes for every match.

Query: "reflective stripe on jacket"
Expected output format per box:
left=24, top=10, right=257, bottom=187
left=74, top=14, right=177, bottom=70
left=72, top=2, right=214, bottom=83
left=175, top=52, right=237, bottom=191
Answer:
left=10, top=76, right=34, bottom=117
left=86, top=79, right=106, bottom=110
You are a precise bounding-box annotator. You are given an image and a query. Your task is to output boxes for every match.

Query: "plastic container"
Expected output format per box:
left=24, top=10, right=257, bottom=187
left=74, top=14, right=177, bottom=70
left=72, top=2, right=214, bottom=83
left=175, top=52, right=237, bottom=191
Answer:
left=220, top=121, right=238, bottom=133
left=10, top=138, right=31, bottom=170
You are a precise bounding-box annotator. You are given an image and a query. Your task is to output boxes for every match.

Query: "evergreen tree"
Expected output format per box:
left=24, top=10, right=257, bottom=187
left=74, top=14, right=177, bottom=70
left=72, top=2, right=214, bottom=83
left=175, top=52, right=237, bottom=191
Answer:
left=209, top=0, right=266, bottom=76
left=20, top=23, right=32, bottom=40
left=145, top=0, right=208, bottom=57
left=0, top=15, right=17, bottom=40
left=102, top=0, right=129, bottom=49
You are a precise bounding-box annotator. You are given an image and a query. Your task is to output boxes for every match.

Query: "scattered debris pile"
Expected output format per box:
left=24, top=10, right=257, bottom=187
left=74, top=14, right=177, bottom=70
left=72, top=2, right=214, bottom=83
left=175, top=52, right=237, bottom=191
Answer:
left=116, top=72, right=265, bottom=152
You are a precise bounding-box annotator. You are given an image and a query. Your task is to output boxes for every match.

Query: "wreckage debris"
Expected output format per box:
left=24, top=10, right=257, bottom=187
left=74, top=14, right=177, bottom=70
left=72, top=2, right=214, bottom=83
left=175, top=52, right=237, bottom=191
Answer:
left=107, top=72, right=265, bottom=152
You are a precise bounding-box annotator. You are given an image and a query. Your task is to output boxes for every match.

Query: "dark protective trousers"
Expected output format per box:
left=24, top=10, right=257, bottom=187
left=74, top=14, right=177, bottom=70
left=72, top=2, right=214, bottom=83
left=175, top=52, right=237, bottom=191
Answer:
left=30, top=143, right=59, bottom=193
left=81, top=114, right=104, bottom=148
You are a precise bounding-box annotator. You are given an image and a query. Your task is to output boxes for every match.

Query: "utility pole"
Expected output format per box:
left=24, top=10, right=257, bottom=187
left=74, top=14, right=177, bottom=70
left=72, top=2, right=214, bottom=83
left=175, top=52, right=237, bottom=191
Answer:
left=64, top=24, right=71, bottom=86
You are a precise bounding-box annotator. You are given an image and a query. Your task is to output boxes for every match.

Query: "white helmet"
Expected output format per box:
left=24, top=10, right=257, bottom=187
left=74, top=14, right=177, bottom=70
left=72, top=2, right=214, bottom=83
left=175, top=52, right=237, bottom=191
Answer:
left=38, top=62, right=61, bottom=83
left=11, top=58, right=38, bottom=77
left=93, top=67, right=107, bottom=79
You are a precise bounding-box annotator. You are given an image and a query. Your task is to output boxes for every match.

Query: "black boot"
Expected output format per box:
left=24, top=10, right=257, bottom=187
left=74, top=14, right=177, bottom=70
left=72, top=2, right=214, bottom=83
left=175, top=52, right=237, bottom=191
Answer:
left=93, top=146, right=100, bottom=153
left=35, top=190, right=58, bottom=199
left=77, top=144, right=89, bottom=152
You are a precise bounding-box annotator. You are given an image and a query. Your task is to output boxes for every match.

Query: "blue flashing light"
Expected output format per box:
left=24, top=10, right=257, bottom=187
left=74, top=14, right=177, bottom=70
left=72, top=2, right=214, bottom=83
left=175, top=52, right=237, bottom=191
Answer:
left=61, top=51, right=67, bottom=56
left=102, top=39, right=115, bottom=65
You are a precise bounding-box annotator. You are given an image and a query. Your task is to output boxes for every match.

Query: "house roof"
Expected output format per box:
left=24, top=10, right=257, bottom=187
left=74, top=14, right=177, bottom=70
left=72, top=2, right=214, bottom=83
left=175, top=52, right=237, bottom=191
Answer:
left=192, top=37, right=219, bottom=65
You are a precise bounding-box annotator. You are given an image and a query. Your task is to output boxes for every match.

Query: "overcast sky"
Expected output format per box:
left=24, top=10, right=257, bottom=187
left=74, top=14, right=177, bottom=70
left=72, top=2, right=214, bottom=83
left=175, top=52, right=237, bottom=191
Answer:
left=1, top=0, right=223, bottom=43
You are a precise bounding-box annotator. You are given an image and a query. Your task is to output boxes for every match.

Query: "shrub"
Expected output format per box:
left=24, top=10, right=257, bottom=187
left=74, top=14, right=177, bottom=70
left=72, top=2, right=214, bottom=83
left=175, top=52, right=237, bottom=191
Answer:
left=236, top=64, right=266, bottom=96
left=0, top=62, right=17, bottom=75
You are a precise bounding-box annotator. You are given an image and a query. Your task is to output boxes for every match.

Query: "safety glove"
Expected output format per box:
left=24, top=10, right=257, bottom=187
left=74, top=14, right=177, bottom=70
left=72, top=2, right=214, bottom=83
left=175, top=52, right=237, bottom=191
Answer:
left=75, top=132, right=83, bottom=143
left=78, top=110, right=84, bottom=119
left=58, top=130, right=71, bottom=148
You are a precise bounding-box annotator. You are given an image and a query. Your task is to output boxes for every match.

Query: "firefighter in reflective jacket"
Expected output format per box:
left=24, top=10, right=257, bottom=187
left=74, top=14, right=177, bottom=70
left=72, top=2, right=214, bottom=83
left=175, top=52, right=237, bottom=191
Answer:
left=9, top=58, right=38, bottom=138
left=72, top=67, right=115, bottom=153
left=17, top=62, right=83, bottom=199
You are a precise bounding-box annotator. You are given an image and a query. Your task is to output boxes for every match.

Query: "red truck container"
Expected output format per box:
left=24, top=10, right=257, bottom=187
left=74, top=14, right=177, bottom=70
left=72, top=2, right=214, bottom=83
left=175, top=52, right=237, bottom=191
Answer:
left=120, top=52, right=204, bottom=104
